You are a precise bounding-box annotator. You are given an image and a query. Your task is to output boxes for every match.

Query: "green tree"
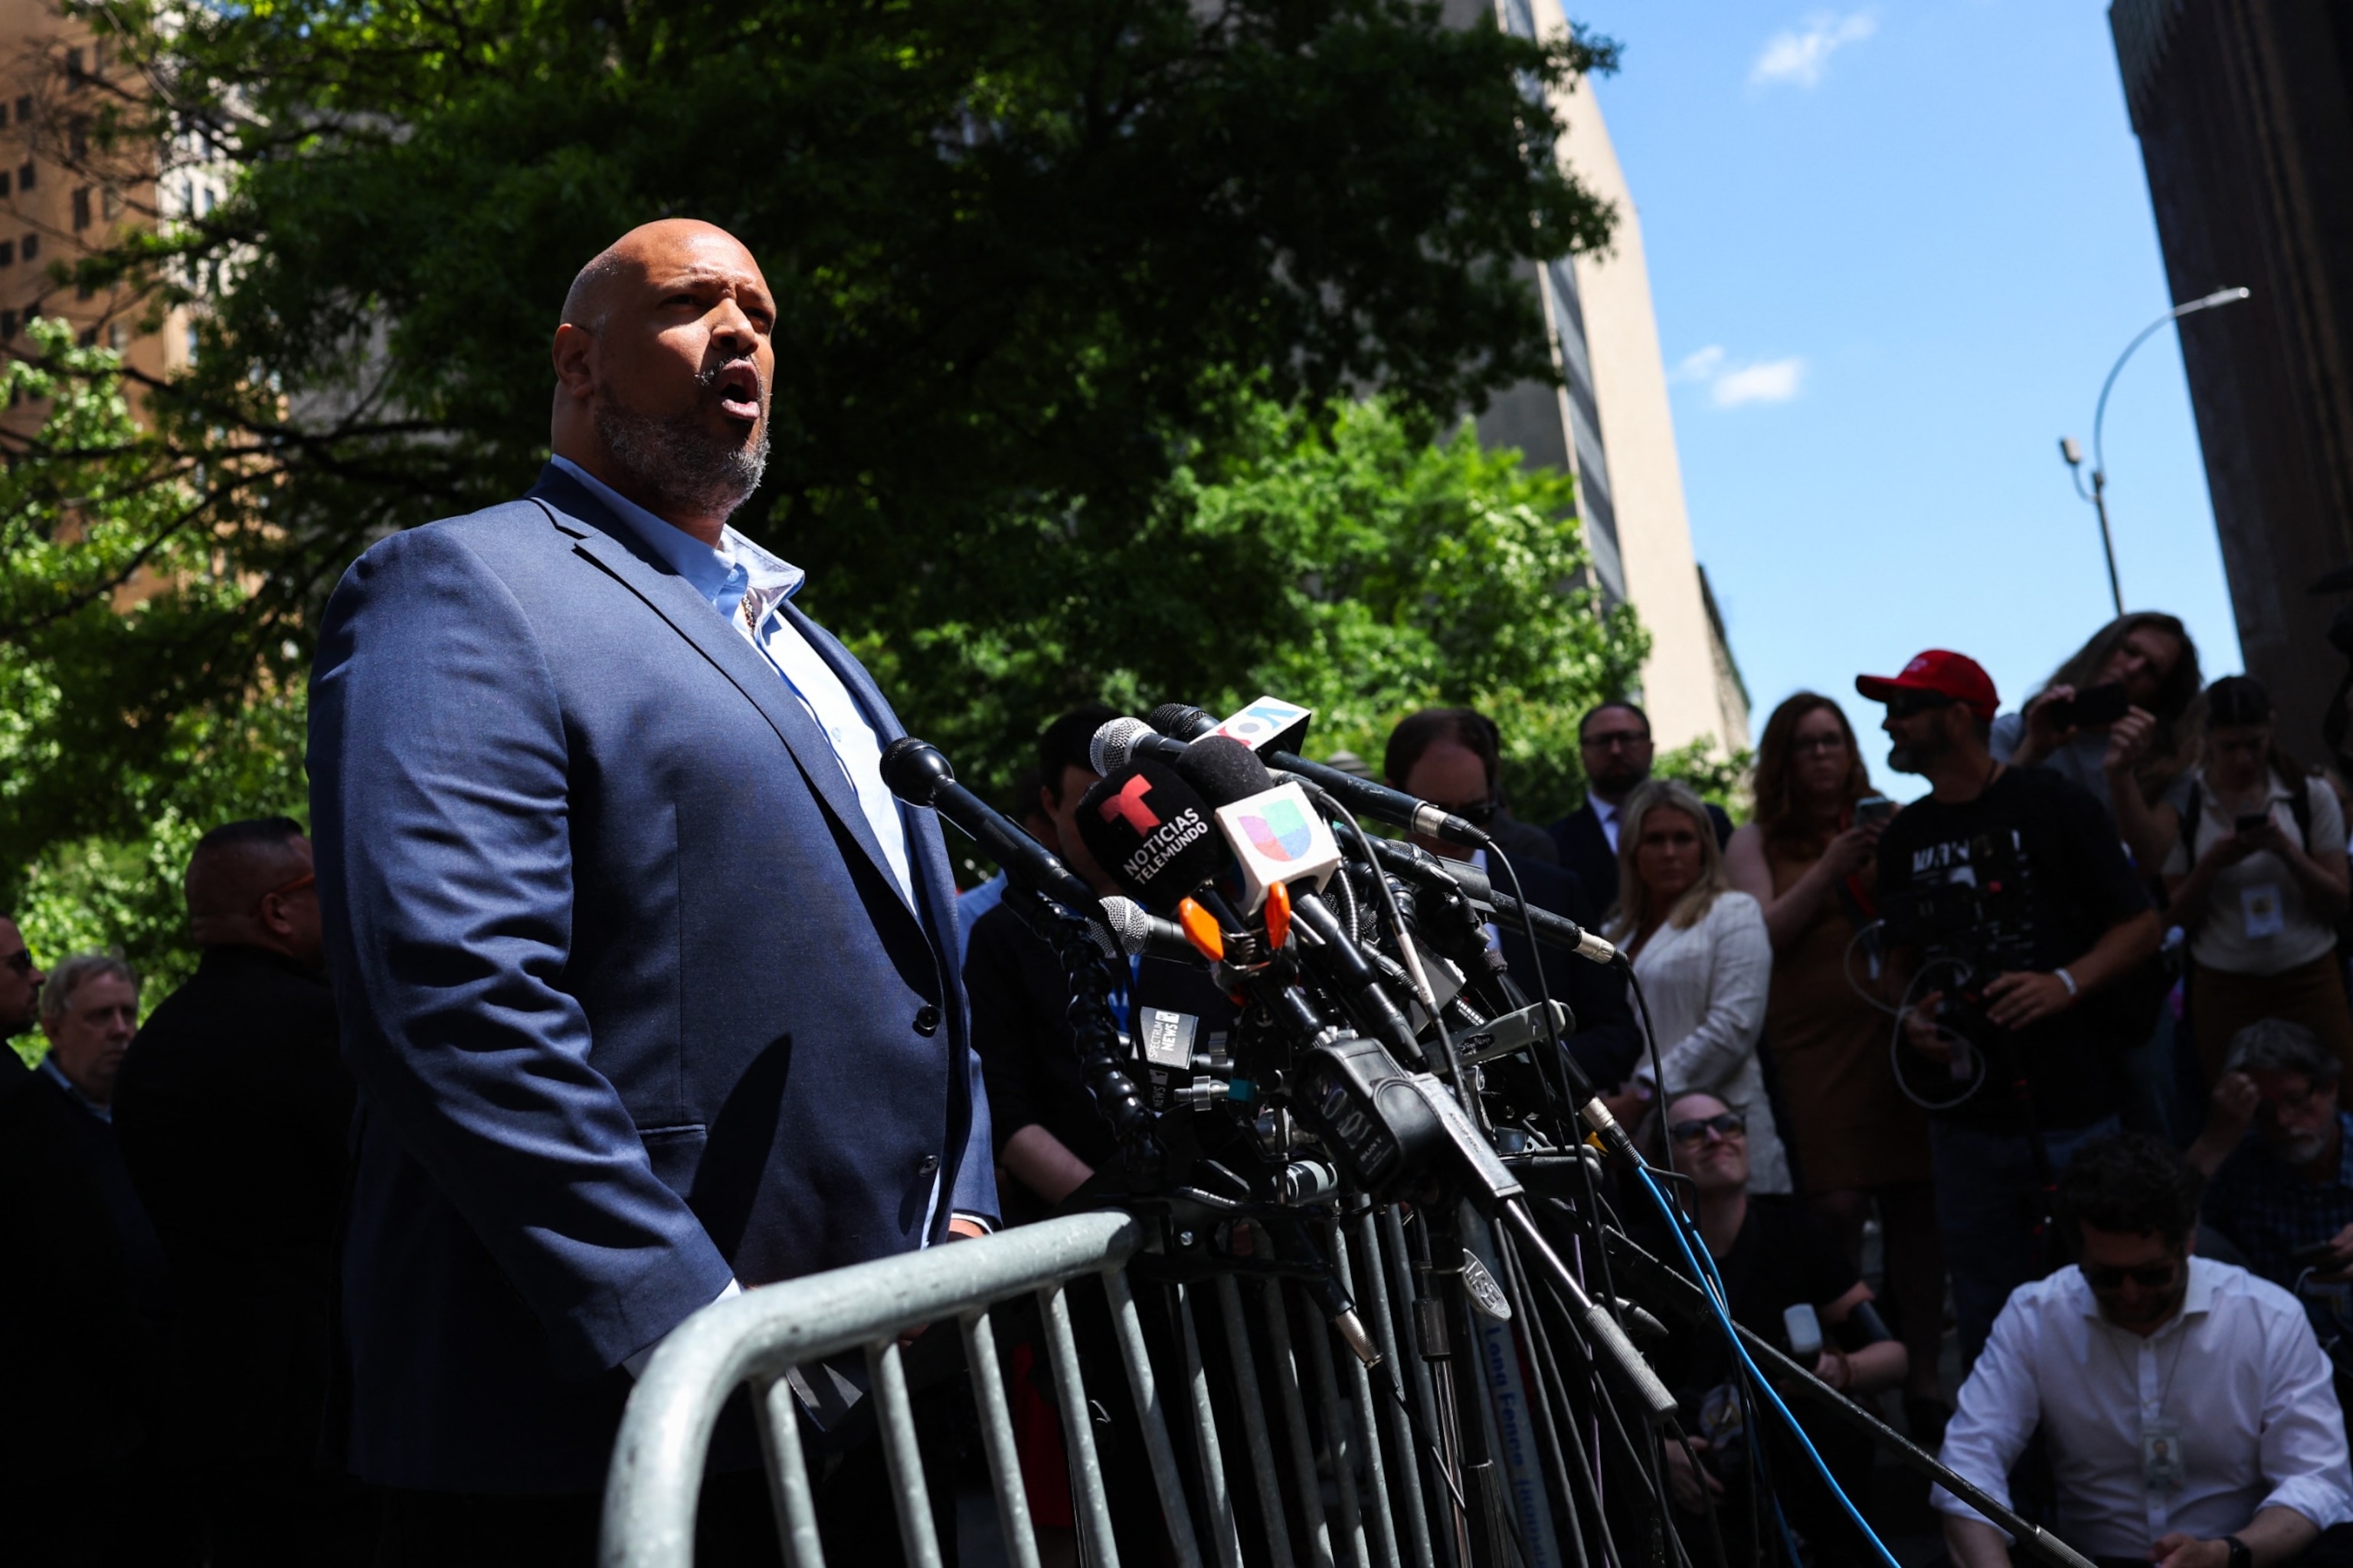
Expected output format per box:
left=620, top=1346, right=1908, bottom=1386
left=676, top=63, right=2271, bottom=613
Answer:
left=2, top=319, right=306, bottom=1056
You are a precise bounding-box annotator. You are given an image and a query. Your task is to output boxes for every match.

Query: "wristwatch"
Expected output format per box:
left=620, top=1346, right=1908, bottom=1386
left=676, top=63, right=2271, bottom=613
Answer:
left=2224, top=1534, right=2252, bottom=1568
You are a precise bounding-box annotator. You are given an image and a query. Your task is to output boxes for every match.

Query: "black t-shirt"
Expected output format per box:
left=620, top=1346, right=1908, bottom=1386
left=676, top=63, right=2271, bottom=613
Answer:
left=1876, top=765, right=2155, bottom=1131
left=963, top=899, right=1236, bottom=1221
left=1637, top=1196, right=1859, bottom=1411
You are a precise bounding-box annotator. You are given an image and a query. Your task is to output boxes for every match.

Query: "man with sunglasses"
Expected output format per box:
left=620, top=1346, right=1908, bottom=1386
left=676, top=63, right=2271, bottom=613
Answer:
left=0, top=915, right=44, bottom=1046
left=1861, top=649, right=2162, bottom=1366
left=1385, top=707, right=1646, bottom=1085
left=112, top=817, right=371, bottom=1563
left=1937, top=1134, right=2353, bottom=1568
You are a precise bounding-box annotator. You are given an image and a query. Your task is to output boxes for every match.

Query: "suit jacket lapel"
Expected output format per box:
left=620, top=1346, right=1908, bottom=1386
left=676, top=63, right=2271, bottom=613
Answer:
left=525, top=473, right=923, bottom=948
left=781, top=601, right=961, bottom=966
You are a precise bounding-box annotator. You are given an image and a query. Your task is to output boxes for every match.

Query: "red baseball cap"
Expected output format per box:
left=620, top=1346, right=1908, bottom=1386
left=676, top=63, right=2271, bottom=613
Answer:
left=1855, top=650, right=1998, bottom=719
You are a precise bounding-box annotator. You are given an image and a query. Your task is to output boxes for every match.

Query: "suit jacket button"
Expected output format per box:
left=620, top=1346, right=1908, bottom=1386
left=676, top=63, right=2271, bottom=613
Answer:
left=912, top=1005, right=941, bottom=1036
left=918, top=1154, right=941, bottom=1176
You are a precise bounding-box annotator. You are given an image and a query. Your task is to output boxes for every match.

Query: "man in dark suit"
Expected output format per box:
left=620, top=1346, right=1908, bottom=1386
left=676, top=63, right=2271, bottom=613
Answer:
left=308, top=220, right=995, bottom=1563
left=113, top=818, right=373, bottom=1565
left=1385, top=709, right=1644, bottom=1086
left=0, top=948, right=191, bottom=1566
left=1548, top=700, right=1735, bottom=916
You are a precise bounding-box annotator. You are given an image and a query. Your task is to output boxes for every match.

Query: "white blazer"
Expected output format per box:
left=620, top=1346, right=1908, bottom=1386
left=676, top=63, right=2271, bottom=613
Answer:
left=1623, top=890, right=1788, bottom=1193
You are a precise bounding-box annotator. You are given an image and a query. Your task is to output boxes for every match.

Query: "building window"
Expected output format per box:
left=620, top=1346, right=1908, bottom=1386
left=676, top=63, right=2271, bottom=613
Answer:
left=76, top=275, right=92, bottom=300
left=0, top=171, right=10, bottom=198
left=0, top=241, right=14, bottom=267
left=76, top=326, right=95, bottom=346
left=23, top=234, right=39, bottom=260
left=68, top=119, right=87, bottom=161
left=101, top=186, right=120, bottom=221
left=14, top=97, right=30, bottom=125
left=1, top=311, right=15, bottom=338
left=70, top=187, right=88, bottom=229
left=19, top=162, right=35, bottom=191
left=65, top=48, right=83, bottom=89
left=106, top=322, right=126, bottom=351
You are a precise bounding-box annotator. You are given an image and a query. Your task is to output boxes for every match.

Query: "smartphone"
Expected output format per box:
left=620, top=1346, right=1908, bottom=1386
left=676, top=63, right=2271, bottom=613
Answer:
left=1782, top=1303, right=1823, bottom=1361
left=2054, top=681, right=2130, bottom=729
left=2292, top=1239, right=2339, bottom=1268
left=1854, top=795, right=1896, bottom=828
left=2237, top=813, right=2273, bottom=838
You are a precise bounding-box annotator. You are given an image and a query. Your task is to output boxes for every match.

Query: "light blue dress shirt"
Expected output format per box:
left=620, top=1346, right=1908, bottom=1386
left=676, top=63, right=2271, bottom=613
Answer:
left=548, top=457, right=916, bottom=908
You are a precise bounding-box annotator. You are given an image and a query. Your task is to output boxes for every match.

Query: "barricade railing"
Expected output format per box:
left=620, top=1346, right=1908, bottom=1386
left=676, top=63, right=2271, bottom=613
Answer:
left=601, top=1207, right=1443, bottom=1568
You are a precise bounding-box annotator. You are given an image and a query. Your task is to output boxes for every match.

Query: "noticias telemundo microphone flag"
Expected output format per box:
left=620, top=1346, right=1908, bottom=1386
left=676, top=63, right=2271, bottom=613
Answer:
left=1072, top=760, right=1229, bottom=912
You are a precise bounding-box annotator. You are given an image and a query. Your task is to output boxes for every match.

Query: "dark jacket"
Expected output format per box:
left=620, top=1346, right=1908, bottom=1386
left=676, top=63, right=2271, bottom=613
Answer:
left=307, top=465, right=995, bottom=1491
left=1497, top=856, right=1646, bottom=1088
left=0, top=1055, right=172, bottom=1481
left=113, top=944, right=352, bottom=1475
left=1546, top=797, right=1736, bottom=918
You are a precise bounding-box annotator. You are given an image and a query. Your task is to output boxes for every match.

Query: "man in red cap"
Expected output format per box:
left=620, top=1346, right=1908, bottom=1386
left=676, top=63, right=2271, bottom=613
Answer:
left=1858, top=649, right=2163, bottom=1371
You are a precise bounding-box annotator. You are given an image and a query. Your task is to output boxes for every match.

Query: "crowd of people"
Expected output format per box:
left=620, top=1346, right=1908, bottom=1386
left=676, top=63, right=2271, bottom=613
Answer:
left=8, top=214, right=2353, bottom=1568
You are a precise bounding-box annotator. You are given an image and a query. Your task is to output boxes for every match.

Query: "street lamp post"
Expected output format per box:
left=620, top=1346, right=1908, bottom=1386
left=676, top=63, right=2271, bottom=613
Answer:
left=2060, top=285, right=2252, bottom=617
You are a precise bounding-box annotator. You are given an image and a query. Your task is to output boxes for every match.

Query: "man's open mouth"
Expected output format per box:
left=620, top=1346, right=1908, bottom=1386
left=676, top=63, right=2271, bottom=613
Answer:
left=707, top=359, right=764, bottom=423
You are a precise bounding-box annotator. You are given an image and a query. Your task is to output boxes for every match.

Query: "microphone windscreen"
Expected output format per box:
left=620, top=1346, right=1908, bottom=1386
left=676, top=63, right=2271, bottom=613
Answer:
left=1146, top=702, right=1219, bottom=741
left=1173, top=735, right=1275, bottom=807
left=1074, top=761, right=1226, bottom=911
left=1089, top=716, right=1157, bottom=775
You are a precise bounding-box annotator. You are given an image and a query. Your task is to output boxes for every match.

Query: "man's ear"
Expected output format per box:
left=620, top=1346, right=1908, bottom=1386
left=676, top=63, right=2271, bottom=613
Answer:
left=2182, top=1226, right=2198, bottom=1259
left=551, top=322, right=599, bottom=400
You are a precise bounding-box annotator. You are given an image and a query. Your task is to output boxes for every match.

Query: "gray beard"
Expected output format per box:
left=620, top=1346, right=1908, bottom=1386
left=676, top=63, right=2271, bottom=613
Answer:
left=1887, top=735, right=1946, bottom=776
left=593, top=394, right=769, bottom=522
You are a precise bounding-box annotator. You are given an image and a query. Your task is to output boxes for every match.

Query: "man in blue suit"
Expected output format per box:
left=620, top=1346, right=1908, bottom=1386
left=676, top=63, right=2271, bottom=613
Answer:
left=309, top=219, right=996, bottom=1561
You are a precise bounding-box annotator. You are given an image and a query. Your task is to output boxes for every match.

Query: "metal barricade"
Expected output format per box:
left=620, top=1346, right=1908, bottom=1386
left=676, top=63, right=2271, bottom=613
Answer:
left=601, top=1210, right=1438, bottom=1568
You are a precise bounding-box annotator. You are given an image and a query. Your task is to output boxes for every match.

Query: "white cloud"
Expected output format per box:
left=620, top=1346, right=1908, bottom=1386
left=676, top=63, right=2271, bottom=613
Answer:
left=1673, top=345, right=1807, bottom=407
left=1751, top=11, right=1877, bottom=89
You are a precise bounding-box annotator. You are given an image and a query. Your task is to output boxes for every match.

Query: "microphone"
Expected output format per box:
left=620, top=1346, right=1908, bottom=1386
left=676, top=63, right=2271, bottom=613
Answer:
left=879, top=738, right=1098, bottom=912
left=1071, top=761, right=1230, bottom=914
left=1363, top=837, right=1619, bottom=966
left=1147, top=702, right=1491, bottom=849
left=1095, top=896, right=1203, bottom=964
left=1173, top=738, right=1343, bottom=913
left=1090, top=716, right=1188, bottom=774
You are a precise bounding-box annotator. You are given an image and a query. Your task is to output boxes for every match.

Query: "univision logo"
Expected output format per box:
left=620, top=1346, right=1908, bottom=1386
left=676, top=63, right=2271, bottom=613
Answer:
left=1238, top=796, right=1315, bottom=863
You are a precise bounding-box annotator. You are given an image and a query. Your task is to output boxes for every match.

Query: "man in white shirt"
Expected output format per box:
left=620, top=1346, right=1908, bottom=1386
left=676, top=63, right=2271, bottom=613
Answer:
left=1938, top=1133, right=2353, bottom=1568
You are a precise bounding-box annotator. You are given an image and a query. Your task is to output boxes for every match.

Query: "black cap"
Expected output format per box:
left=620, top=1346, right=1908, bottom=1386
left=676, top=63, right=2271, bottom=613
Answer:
left=1074, top=761, right=1226, bottom=912
left=1173, top=735, right=1275, bottom=808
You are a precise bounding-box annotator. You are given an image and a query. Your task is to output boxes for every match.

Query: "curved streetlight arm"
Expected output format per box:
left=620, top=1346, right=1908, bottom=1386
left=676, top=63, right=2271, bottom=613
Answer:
left=2091, top=286, right=2251, bottom=479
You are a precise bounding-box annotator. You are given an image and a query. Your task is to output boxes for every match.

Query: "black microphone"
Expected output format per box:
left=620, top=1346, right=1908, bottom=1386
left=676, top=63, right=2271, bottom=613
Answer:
left=1363, top=837, right=1619, bottom=965
left=1070, top=761, right=1230, bottom=915
left=1145, top=702, right=1490, bottom=849
left=880, top=738, right=1098, bottom=912
left=1170, top=733, right=1274, bottom=807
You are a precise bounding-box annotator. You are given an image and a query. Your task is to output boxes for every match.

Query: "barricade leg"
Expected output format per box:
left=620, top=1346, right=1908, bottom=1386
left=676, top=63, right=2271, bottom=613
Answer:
left=1216, top=1275, right=1299, bottom=1568
left=962, top=1308, right=1044, bottom=1568
left=1041, top=1282, right=1123, bottom=1568
left=1330, top=1216, right=1401, bottom=1568
left=1175, top=1284, right=1246, bottom=1568
left=1104, top=1270, right=1205, bottom=1568
left=867, top=1339, right=945, bottom=1568
left=1261, top=1280, right=1337, bottom=1568
left=752, top=1376, right=828, bottom=1568
left=1353, top=1210, right=1430, bottom=1568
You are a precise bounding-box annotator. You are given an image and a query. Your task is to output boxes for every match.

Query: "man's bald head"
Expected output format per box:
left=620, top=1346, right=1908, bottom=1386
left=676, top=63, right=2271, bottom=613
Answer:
left=549, top=219, right=777, bottom=545
left=187, top=817, right=321, bottom=964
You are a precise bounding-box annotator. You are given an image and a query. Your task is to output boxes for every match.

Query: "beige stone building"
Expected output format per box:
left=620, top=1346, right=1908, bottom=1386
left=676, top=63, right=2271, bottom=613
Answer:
left=0, top=0, right=200, bottom=440
left=1463, top=0, right=1751, bottom=758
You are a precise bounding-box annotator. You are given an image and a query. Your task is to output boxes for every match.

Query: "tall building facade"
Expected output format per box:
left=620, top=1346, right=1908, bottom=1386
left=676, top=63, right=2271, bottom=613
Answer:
left=0, top=0, right=202, bottom=440
left=1457, top=0, right=1751, bottom=758
left=2110, top=0, right=2353, bottom=755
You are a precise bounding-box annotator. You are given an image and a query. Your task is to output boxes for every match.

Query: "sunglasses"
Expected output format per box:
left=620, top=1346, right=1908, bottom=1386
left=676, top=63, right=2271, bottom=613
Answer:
left=263, top=871, right=317, bottom=902
left=1443, top=798, right=1501, bottom=828
left=1883, top=691, right=1956, bottom=719
left=2, top=948, right=34, bottom=977
left=1669, top=1111, right=1746, bottom=1144
left=2079, top=1259, right=2181, bottom=1291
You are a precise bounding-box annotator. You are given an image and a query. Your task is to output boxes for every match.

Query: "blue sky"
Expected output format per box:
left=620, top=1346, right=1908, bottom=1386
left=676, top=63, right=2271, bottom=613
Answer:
left=1567, top=1, right=2243, bottom=797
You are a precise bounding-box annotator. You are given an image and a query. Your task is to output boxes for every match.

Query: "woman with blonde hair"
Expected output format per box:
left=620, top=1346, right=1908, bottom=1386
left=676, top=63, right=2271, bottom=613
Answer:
left=1608, top=777, right=1787, bottom=1192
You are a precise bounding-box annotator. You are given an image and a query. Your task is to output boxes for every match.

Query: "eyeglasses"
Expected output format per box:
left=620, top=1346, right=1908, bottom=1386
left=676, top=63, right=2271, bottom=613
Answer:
left=1791, top=736, right=1847, bottom=756
left=1883, top=691, right=1955, bottom=719
left=2, top=948, right=34, bottom=977
left=2079, top=1259, right=2181, bottom=1291
left=1582, top=731, right=1651, bottom=752
left=1668, top=1111, right=1746, bottom=1144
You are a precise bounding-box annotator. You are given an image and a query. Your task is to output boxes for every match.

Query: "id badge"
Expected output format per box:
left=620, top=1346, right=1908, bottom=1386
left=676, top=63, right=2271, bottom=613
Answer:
left=2142, top=1419, right=2185, bottom=1494
left=2243, top=882, right=2286, bottom=940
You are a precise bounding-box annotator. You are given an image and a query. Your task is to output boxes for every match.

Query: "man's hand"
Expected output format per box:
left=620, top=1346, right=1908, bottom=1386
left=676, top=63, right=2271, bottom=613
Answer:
left=2104, top=706, right=2158, bottom=777
left=1602, top=1082, right=1653, bottom=1131
left=2151, top=1534, right=2230, bottom=1568
left=2317, top=1222, right=2353, bottom=1282
left=1813, top=1347, right=1852, bottom=1391
left=2210, top=1071, right=2260, bottom=1138
left=1661, top=1435, right=1723, bottom=1513
left=1985, top=971, right=2073, bottom=1030
left=946, top=1216, right=989, bottom=1242
left=1903, top=992, right=1955, bottom=1062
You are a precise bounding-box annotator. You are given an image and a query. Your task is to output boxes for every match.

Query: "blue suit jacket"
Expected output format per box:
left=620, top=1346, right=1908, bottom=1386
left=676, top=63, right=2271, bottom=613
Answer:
left=308, top=465, right=994, bottom=1493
